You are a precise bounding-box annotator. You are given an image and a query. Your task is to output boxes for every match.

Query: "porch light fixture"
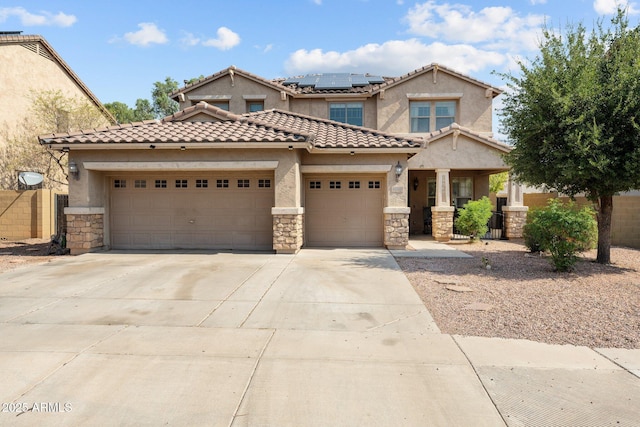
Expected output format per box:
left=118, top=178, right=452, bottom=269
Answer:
left=395, top=161, right=403, bottom=182
left=68, top=160, right=79, bottom=179
left=413, top=177, right=419, bottom=191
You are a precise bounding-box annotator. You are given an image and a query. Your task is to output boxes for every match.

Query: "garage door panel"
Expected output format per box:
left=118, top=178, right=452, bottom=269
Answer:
left=110, top=174, right=273, bottom=250
left=305, top=176, right=384, bottom=247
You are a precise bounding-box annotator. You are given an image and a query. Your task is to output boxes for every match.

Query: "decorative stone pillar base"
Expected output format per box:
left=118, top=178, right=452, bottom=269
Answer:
left=272, top=207, right=304, bottom=254
left=431, top=206, right=455, bottom=242
left=502, top=206, right=529, bottom=239
left=383, top=207, right=410, bottom=250
left=64, top=207, right=105, bottom=254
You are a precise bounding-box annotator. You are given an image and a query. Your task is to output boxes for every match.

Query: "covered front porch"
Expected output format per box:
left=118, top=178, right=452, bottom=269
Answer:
left=407, top=125, right=528, bottom=241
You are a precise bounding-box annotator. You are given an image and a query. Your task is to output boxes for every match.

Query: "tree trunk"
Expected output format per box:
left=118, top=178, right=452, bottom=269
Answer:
left=596, top=195, right=613, bottom=264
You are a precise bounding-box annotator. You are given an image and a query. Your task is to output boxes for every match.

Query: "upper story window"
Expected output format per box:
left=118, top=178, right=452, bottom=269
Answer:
left=329, top=102, right=363, bottom=126
left=247, top=101, right=264, bottom=113
left=208, top=101, right=229, bottom=111
left=410, top=100, right=457, bottom=133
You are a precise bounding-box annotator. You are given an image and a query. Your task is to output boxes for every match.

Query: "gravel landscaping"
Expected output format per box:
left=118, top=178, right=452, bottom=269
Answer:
left=397, top=239, right=640, bottom=349
left=0, top=238, right=55, bottom=274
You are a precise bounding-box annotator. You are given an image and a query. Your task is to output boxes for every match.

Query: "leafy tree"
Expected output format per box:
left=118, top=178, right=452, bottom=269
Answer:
left=104, top=101, right=135, bottom=124
left=454, top=197, right=493, bottom=241
left=152, top=77, right=179, bottom=118
left=498, top=9, right=640, bottom=264
left=489, top=172, right=508, bottom=194
left=1, top=90, right=109, bottom=189
left=132, top=99, right=155, bottom=121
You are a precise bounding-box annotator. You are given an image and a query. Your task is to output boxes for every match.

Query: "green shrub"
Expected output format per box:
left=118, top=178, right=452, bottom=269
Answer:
left=522, top=199, right=597, bottom=271
left=454, top=197, right=493, bottom=241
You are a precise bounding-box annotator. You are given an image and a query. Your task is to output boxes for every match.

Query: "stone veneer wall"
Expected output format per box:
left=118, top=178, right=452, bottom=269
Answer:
left=273, top=213, right=303, bottom=254
left=431, top=208, right=454, bottom=241
left=66, top=213, right=103, bottom=253
left=384, top=212, right=409, bottom=249
left=502, top=207, right=528, bottom=239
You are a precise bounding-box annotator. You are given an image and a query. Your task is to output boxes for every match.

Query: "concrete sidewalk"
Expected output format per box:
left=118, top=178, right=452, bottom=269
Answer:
left=0, top=249, right=638, bottom=426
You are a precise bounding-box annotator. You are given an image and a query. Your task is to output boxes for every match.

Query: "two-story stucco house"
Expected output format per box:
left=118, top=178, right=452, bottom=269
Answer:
left=40, top=63, right=527, bottom=254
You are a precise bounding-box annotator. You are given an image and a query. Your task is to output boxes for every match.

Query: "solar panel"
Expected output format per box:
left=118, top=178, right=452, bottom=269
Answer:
left=281, top=73, right=386, bottom=89
left=366, top=76, right=385, bottom=84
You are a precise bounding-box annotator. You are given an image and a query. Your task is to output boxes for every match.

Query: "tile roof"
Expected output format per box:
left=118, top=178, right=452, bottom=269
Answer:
left=0, top=34, right=116, bottom=124
left=39, top=103, right=422, bottom=151
left=243, top=109, right=422, bottom=150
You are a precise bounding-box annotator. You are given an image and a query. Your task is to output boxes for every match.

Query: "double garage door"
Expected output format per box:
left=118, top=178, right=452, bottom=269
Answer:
left=110, top=173, right=274, bottom=250
left=110, top=173, right=385, bottom=250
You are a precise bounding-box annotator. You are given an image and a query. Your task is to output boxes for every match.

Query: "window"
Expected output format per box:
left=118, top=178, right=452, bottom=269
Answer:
left=409, top=100, right=457, bottom=132
left=368, top=181, right=380, bottom=189
left=196, top=179, right=208, bottom=188
left=427, top=179, right=436, bottom=207
left=329, top=181, right=341, bottom=189
left=207, top=101, right=229, bottom=111
left=216, top=179, right=229, bottom=188
left=114, top=179, right=126, bottom=188
left=348, top=181, right=360, bottom=189
left=452, top=177, right=473, bottom=208
left=258, top=179, right=271, bottom=188
left=329, top=102, right=363, bottom=126
left=309, top=181, right=321, bottom=189
left=175, top=179, right=188, bottom=188
left=247, top=101, right=264, bottom=113
left=134, top=180, right=146, bottom=188
left=237, top=179, right=250, bottom=188
left=410, top=101, right=430, bottom=132
left=155, top=180, right=167, bottom=188
left=435, top=101, right=456, bottom=130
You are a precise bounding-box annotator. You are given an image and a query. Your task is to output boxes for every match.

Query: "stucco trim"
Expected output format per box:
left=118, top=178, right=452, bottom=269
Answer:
left=406, top=93, right=463, bottom=99
left=383, top=207, right=411, bottom=214
left=188, top=95, right=232, bottom=101
left=64, top=207, right=105, bottom=215
left=300, top=165, right=392, bottom=174
left=271, top=207, right=304, bottom=215
left=83, top=161, right=279, bottom=171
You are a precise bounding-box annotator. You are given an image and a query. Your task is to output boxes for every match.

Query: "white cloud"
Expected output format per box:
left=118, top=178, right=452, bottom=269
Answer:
left=179, top=32, right=200, bottom=47
left=530, top=0, right=547, bottom=4
left=285, top=39, right=505, bottom=76
left=202, top=27, right=241, bottom=50
left=405, top=2, right=545, bottom=52
left=123, top=23, right=168, bottom=47
left=312, top=0, right=322, bottom=5
left=593, top=0, right=638, bottom=14
left=0, top=7, right=76, bottom=27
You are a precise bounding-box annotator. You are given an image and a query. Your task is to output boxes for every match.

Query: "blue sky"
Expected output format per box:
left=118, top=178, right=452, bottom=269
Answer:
left=2, top=0, right=638, bottom=113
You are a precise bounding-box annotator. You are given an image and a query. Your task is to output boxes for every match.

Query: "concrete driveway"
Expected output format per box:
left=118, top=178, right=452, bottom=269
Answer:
left=0, top=248, right=505, bottom=426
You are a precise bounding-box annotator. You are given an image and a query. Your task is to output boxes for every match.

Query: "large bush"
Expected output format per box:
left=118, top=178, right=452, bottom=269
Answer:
left=523, top=199, right=597, bottom=271
left=454, top=197, right=493, bottom=241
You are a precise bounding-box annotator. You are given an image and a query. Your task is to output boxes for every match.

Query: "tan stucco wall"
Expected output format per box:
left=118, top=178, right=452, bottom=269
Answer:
left=289, top=97, right=378, bottom=129
left=376, top=69, right=494, bottom=135
left=0, top=43, right=109, bottom=143
left=0, top=189, right=61, bottom=239
left=408, top=135, right=508, bottom=170
left=180, top=74, right=289, bottom=113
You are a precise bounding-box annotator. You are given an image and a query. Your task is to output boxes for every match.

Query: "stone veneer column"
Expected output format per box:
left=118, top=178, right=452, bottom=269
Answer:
left=272, top=207, right=304, bottom=254
left=383, top=207, right=410, bottom=250
left=64, top=207, right=105, bottom=254
left=431, top=206, right=455, bottom=242
left=503, top=176, right=529, bottom=238
left=502, top=206, right=529, bottom=238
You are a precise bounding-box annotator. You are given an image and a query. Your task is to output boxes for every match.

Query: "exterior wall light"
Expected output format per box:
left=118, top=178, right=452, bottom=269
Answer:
left=395, top=161, right=403, bottom=182
left=68, top=160, right=79, bottom=180
left=413, top=177, right=419, bottom=191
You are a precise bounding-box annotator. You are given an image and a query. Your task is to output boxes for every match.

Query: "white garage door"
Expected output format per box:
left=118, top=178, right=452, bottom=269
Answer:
left=110, top=173, right=274, bottom=250
left=305, top=176, right=384, bottom=247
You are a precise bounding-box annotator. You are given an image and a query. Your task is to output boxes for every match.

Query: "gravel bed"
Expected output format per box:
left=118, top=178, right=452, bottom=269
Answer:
left=397, top=239, right=640, bottom=349
left=0, top=239, right=56, bottom=274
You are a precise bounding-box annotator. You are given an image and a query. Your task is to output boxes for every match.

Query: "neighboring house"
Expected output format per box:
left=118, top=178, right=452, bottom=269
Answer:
left=40, top=63, right=527, bottom=254
left=0, top=32, right=114, bottom=145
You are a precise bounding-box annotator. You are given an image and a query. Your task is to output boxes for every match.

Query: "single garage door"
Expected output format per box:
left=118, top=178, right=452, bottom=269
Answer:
left=305, top=175, right=384, bottom=247
left=110, top=173, right=274, bottom=250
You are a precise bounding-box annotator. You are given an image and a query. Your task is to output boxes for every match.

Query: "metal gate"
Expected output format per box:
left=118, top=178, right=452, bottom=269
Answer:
left=55, top=194, right=68, bottom=236
left=452, top=210, right=506, bottom=240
